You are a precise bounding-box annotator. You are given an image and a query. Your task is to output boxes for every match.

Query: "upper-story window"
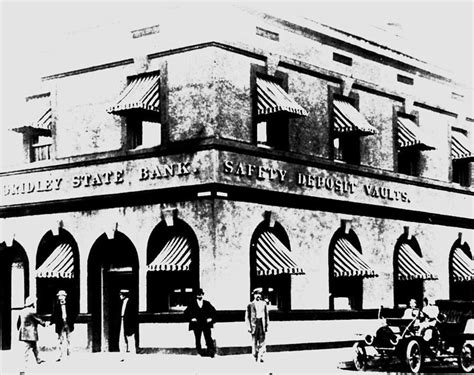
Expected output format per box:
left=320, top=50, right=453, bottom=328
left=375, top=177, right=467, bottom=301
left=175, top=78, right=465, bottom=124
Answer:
left=254, top=74, right=307, bottom=150
left=396, top=113, right=435, bottom=176
left=107, top=72, right=162, bottom=150
left=12, top=93, right=53, bottom=163
left=451, top=128, right=473, bottom=187
left=331, top=96, right=377, bottom=165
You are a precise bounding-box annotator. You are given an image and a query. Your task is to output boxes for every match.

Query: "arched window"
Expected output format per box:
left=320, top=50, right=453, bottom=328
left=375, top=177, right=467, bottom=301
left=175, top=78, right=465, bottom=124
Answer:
left=328, top=227, right=377, bottom=310
left=35, top=228, right=79, bottom=316
left=88, top=231, right=138, bottom=352
left=393, top=232, right=437, bottom=308
left=250, top=219, right=304, bottom=311
left=449, top=239, right=474, bottom=300
left=146, top=218, right=199, bottom=312
left=0, top=240, right=29, bottom=350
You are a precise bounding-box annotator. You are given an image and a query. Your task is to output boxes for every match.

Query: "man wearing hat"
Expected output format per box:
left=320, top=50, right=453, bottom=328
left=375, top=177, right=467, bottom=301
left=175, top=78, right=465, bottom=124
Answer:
left=119, top=289, right=137, bottom=361
left=184, top=288, right=216, bottom=357
left=245, top=288, right=269, bottom=362
left=51, top=290, right=76, bottom=361
left=17, top=296, right=47, bottom=370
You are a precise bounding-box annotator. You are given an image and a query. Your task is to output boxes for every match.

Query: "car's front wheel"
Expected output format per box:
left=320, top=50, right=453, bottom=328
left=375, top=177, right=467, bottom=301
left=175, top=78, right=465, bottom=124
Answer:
left=459, top=342, right=473, bottom=373
left=353, top=342, right=368, bottom=371
left=405, top=339, right=423, bottom=373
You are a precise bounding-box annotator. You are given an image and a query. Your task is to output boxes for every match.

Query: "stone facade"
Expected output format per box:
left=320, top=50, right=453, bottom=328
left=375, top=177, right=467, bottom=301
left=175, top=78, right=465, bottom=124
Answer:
left=1, top=5, right=472, bottom=352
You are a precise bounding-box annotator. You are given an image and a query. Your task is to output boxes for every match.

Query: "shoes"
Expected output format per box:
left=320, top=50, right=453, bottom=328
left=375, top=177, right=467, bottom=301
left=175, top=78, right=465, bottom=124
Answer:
left=56, top=357, right=62, bottom=362
left=37, top=359, right=45, bottom=364
left=259, top=358, right=264, bottom=363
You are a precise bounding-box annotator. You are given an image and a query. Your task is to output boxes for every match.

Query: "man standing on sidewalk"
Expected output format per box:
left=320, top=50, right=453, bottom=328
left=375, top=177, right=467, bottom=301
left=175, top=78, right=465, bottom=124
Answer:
left=184, top=288, right=216, bottom=357
left=119, top=289, right=137, bottom=361
left=245, top=288, right=269, bottom=362
left=52, top=290, right=76, bottom=361
left=17, top=296, right=47, bottom=372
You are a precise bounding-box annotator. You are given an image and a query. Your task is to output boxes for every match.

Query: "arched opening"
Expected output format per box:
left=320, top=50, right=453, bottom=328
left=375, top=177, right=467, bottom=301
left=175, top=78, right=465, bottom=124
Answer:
left=449, top=239, right=473, bottom=300
left=146, top=218, right=199, bottom=312
left=328, top=227, right=377, bottom=310
left=0, top=240, right=29, bottom=350
left=250, top=219, right=304, bottom=311
left=393, top=233, right=437, bottom=308
left=88, top=231, right=138, bottom=352
left=35, top=228, right=80, bottom=316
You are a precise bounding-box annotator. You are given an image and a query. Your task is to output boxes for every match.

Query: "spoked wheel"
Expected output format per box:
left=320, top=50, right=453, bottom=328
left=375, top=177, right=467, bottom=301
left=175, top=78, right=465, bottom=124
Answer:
left=353, top=342, right=368, bottom=371
left=405, top=340, right=423, bottom=373
left=459, top=342, right=474, bottom=373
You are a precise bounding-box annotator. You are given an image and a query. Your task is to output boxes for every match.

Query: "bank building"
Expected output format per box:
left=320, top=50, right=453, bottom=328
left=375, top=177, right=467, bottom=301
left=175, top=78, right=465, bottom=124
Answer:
left=1, top=5, right=473, bottom=353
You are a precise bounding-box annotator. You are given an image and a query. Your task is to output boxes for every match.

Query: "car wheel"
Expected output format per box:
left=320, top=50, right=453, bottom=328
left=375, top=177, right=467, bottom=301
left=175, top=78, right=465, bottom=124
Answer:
left=459, top=342, right=474, bottom=373
left=353, top=342, right=368, bottom=371
left=405, top=340, right=423, bottom=373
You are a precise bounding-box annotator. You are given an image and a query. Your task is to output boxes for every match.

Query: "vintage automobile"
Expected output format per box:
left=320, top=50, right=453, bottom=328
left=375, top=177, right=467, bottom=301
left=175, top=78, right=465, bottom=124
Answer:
left=353, top=300, right=474, bottom=373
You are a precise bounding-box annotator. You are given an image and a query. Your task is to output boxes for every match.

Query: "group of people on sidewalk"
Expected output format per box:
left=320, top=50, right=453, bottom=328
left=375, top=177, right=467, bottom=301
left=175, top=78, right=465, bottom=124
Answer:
left=16, top=286, right=271, bottom=372
left=17, top=290, right=75, bottom=373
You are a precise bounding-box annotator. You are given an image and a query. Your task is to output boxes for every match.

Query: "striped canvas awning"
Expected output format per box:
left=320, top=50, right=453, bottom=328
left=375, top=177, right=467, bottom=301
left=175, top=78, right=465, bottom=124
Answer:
left=451, top=131, right=474, bottom=161
left=12, top=94, right=52, bottom=135
left=333, top=99, right=377, bottom=136
left=257, top=77, right=308, bottom=117
left=333, top=238, right=378, bottom=278
left=397, top=243, right=437, bottom=281
left=147, top=236, right=191, bottom=271
left=36, top=244, right=74, bottom=279
left=397, top=117, right=436, bottom=150
left=107, top=73, right=160, bottom=114
left=256, top=231, right=304, bottom=276
left=452, top=248, right=474, bottom=282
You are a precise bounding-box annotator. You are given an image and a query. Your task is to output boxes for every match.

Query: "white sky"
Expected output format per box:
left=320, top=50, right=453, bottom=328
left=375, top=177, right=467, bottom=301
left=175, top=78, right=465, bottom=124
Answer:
left=0, top=0, right=473, bottom=166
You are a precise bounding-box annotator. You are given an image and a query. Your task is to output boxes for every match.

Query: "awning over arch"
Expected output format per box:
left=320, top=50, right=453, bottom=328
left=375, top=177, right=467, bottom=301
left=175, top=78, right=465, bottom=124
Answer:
left=397, top=117, right=436, bottom=150
left=107, top=73, right=160, bottom=115
left=255, top=231, right=304, bottom=276
left=36, top=243, right=74, bottom=279
left=333, top=98, right=378, bottom=136
left=333, top=238, right=378, bottom=278
left=397, top=243, right=437, bottom=281
left=452, top=248, right=474, bottom=282
left=257, top=77, right=308, bottom=117
left=147, top=236, right=191, bottom=272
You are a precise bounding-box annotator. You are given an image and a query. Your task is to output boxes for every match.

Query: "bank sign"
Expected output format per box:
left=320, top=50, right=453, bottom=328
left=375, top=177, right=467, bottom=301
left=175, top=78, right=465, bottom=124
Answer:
left=0, top=150, right=471, bottom=219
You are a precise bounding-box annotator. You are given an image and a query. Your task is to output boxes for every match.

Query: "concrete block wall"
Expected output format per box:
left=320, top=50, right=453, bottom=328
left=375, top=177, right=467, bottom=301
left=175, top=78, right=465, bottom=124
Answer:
left=213, top=199, right=473, bottom=310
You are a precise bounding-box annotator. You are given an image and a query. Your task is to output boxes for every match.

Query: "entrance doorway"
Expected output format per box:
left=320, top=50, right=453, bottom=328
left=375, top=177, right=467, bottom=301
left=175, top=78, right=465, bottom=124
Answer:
left=88, top=232, right=138, bottom=352
left=0, top=241, right=29, bottom=350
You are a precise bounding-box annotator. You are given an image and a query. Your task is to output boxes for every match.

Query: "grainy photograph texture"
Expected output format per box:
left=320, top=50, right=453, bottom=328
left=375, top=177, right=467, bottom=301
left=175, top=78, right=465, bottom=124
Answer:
left=1, top=1, right=473, bottom=374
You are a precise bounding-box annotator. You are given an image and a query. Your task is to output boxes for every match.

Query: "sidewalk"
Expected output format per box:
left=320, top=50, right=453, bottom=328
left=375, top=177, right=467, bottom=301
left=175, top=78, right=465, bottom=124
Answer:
left=1, top=347, right=355, bottom=374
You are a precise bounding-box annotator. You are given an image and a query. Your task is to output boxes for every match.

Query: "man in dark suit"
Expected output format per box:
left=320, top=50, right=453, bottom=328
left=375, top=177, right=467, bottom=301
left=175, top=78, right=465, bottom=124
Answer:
left=17, top=296, right=47, bottom=372
left=119, top=289, right=137, bottom=361
left=52, top=290, right=76, bottom=361
left=184, top=288, right=216, bottom=357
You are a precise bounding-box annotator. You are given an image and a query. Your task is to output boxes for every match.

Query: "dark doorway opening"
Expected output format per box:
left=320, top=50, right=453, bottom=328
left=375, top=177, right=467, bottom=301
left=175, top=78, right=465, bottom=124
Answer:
left=88, top=232, right=138, bottom=352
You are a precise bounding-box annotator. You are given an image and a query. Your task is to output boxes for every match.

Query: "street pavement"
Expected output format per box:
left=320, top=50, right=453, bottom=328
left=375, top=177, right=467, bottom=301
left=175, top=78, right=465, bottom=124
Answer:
left=1, top=346, right=467, bottom=374
left=1, top=347, right=355, bottom=374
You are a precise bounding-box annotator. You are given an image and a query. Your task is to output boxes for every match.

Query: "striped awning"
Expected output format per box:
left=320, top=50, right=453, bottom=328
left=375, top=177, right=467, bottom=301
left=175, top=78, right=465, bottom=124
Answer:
left=256, top=231, right=304, bottom=276
left=12, top=94, right=52, bottom=135
left=36, top=244, right=74, bottom=279
left=257, top=77, right=308, bottom=117
left=397, top=117, right=436, bottom=150
left=333, top=99, right=377, bottom=136
left=451, top=131, right=473, bottom=161
left=147, top=236, right=191, bottom=271
left=107, top=73, right=160, bottom=114
left=397, top=243, right=437, bottom=281
left=333, top=238, right=378, bottom=278
left=452, top=248, right=474, bottom=282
